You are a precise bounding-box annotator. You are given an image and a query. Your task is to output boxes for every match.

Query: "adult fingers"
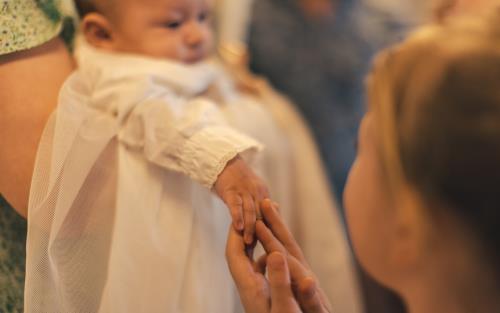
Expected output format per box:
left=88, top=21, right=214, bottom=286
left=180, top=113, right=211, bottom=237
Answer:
left=227, top=226, right=273, bottom=313
left=286, top=255, right=314, bottom=284
left=243, top=194, right=257, bottom=244
left=226, top=225, right=257, bottom=287
left=256, top=217, right=328, bottom=313
left=255, top=254, right=267, bottom=275
left=256, top=221, right=316, bottom=286
left=296, top=277, right=328, bottom=313
left=245, top=238, right=257, bottom=260
left=224, top=192, right=244, bottom=231
left=261, top=199, right=306, bottom=262
left=267, top=252, right=301, bottom=313
left=287, top=258, right=331, bottom=313
left=255, top=220, right=287, bottom=255
left=272, top=201, right=281, bottom=213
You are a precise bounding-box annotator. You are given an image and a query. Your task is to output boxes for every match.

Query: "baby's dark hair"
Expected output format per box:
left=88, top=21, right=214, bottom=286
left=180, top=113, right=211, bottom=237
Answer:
left=74, top=0, right=98, bottom=18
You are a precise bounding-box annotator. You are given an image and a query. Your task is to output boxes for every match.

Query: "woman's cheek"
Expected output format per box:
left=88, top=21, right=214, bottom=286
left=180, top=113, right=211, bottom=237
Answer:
left=344, top=157, right=367, bottom=254
left=344, top=153, right=387, bottom=276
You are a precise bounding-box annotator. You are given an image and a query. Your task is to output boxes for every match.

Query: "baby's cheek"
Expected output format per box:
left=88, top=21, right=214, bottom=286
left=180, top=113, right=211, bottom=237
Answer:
left=203, top=31, right=214, bottom=51
left=154, top=42, right=182, bottom=60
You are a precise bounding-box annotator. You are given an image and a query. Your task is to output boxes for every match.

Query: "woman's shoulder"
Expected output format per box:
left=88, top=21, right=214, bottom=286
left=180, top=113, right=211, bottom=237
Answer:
left=0, top=37, right=75, bottom=216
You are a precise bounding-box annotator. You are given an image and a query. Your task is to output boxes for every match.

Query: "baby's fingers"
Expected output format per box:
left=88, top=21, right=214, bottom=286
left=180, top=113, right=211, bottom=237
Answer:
left=224, top=192, right=244, bottom=231
left=256, top=185, right=270, bottom=219
left=243, top=194, right=256, bottom=244
left=258, top=185, right=270, bottom=202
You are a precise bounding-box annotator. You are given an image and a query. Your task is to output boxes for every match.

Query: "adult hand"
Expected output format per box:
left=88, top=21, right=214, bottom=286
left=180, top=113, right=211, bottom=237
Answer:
left=226, top=199, right=332, bottom=313
left=226, top=224, right=302, bottom=313
left=255, top=200, right=332, bottom=313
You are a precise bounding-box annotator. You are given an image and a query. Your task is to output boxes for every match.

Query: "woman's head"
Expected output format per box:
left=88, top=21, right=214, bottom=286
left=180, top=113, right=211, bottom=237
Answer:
left=433, top=0, right=499, bottom=21
left=344, top=10, right=500, bottom=307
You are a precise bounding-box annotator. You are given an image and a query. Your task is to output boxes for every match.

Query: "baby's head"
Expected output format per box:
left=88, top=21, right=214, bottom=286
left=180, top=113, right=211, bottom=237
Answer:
left=75, top=0, right=214, bottom=63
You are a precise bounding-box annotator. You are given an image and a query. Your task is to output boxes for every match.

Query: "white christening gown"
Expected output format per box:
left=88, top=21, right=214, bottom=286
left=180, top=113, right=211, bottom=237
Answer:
left=24, top=41, right=261, bottom=313
left=25, top=38, right=361, bottom=313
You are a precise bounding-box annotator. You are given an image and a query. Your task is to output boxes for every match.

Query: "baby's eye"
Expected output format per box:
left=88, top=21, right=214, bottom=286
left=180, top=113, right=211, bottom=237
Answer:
left=165, top=20, right=182, bottom=29
left=198, top=11, right=209, bottom=22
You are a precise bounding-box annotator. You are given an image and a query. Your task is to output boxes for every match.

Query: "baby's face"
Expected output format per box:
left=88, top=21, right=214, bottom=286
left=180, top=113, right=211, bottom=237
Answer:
left=110, top=0, right=214, bottom=63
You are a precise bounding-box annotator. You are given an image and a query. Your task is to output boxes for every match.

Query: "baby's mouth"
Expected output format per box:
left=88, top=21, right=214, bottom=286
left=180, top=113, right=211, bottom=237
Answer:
left=184, top=50, right=207, bottom=64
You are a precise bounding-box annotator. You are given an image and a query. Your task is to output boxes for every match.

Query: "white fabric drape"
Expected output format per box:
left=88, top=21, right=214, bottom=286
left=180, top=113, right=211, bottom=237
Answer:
left=24, top=41, right=261, bottom=313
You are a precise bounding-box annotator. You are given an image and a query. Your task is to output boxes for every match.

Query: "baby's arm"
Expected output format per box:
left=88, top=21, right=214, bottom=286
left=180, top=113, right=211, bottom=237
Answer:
left=214, top=155, right=269, bottom=244
left=119, top=94, right=262, bottom=184
left=117, top=90, right=267, bottom=237
left=95, top=69, right=270, bottom=242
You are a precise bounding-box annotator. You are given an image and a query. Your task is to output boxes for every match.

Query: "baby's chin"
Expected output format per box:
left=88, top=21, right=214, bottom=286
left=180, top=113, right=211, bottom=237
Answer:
left=119, top=47, right=210, bottom=64
left=145, top=51, right=209, bottom=65
left=181, top=52, right=210, bottom=65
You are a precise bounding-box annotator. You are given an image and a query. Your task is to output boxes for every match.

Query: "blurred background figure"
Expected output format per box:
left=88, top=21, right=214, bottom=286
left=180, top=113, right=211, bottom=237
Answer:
left=247, top=1, right=498, bottom=312
left=248, top=0, right=455, bottom=204
left=246, top=1, right=442, bottom=312
left=249, top=0, right=366, bottom=204
left=247, top=1, right=411, bottom=312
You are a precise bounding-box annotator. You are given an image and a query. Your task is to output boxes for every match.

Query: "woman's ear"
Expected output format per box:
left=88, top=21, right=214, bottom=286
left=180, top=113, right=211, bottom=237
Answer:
left=389, top=184, right=430, bottom=272
left=81, top=13, right=115, bottom=50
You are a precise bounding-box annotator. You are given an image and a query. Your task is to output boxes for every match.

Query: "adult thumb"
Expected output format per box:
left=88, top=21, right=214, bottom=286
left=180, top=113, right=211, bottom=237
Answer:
left=268, top=252, right=301, bottom=312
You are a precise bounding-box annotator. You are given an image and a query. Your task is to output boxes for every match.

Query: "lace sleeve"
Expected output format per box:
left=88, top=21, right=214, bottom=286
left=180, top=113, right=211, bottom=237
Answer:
left=118, top=95, right=262, bottom=188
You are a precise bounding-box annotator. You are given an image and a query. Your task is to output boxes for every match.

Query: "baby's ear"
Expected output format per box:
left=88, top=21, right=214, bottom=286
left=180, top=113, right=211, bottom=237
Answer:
left=81, top=13, right=115, bottom=50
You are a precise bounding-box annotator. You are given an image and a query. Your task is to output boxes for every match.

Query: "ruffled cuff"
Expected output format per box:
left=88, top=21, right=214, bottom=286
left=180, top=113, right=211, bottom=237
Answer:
left=180, top=126, right=262, bottom=188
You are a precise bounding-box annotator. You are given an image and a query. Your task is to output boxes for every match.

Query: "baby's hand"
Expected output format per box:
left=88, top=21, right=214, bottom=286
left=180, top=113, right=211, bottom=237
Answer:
left=215, top=155, right=270, bottom=244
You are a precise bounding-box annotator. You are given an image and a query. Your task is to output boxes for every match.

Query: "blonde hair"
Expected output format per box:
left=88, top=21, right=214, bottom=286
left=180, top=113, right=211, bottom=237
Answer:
left=368, top=9, right=500, bottom=264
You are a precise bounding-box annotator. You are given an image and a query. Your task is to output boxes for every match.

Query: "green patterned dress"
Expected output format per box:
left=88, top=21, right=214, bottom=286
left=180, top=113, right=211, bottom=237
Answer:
left=0, top=0, right=75, bottom=55
left=0, top=1, right=75, bottom=312
left=0, top=196, right=27, bottom=313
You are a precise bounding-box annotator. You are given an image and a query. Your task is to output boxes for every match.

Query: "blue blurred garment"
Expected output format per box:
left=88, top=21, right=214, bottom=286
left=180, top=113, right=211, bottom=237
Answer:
left=248, top=0, right=407, bottom=202
left=249, top=2, right=409, bottom=312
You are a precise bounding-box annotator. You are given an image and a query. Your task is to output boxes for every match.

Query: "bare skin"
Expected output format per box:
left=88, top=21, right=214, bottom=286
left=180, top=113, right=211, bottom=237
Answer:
left=0, top=37, right=75, bottom=218
left=433, top=0, right=498, bottom=21
left=298, top=0, right=337, bottom=19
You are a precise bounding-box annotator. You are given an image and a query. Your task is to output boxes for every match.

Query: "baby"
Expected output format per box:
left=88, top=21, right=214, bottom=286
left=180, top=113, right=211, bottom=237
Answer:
left=76, top=0, right=268, bottom=244
left=24, top=0, right=271, bottom=312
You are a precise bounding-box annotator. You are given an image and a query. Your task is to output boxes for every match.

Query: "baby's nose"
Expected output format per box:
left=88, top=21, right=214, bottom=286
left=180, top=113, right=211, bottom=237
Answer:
left=184, top=23, right=204, bottom=47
